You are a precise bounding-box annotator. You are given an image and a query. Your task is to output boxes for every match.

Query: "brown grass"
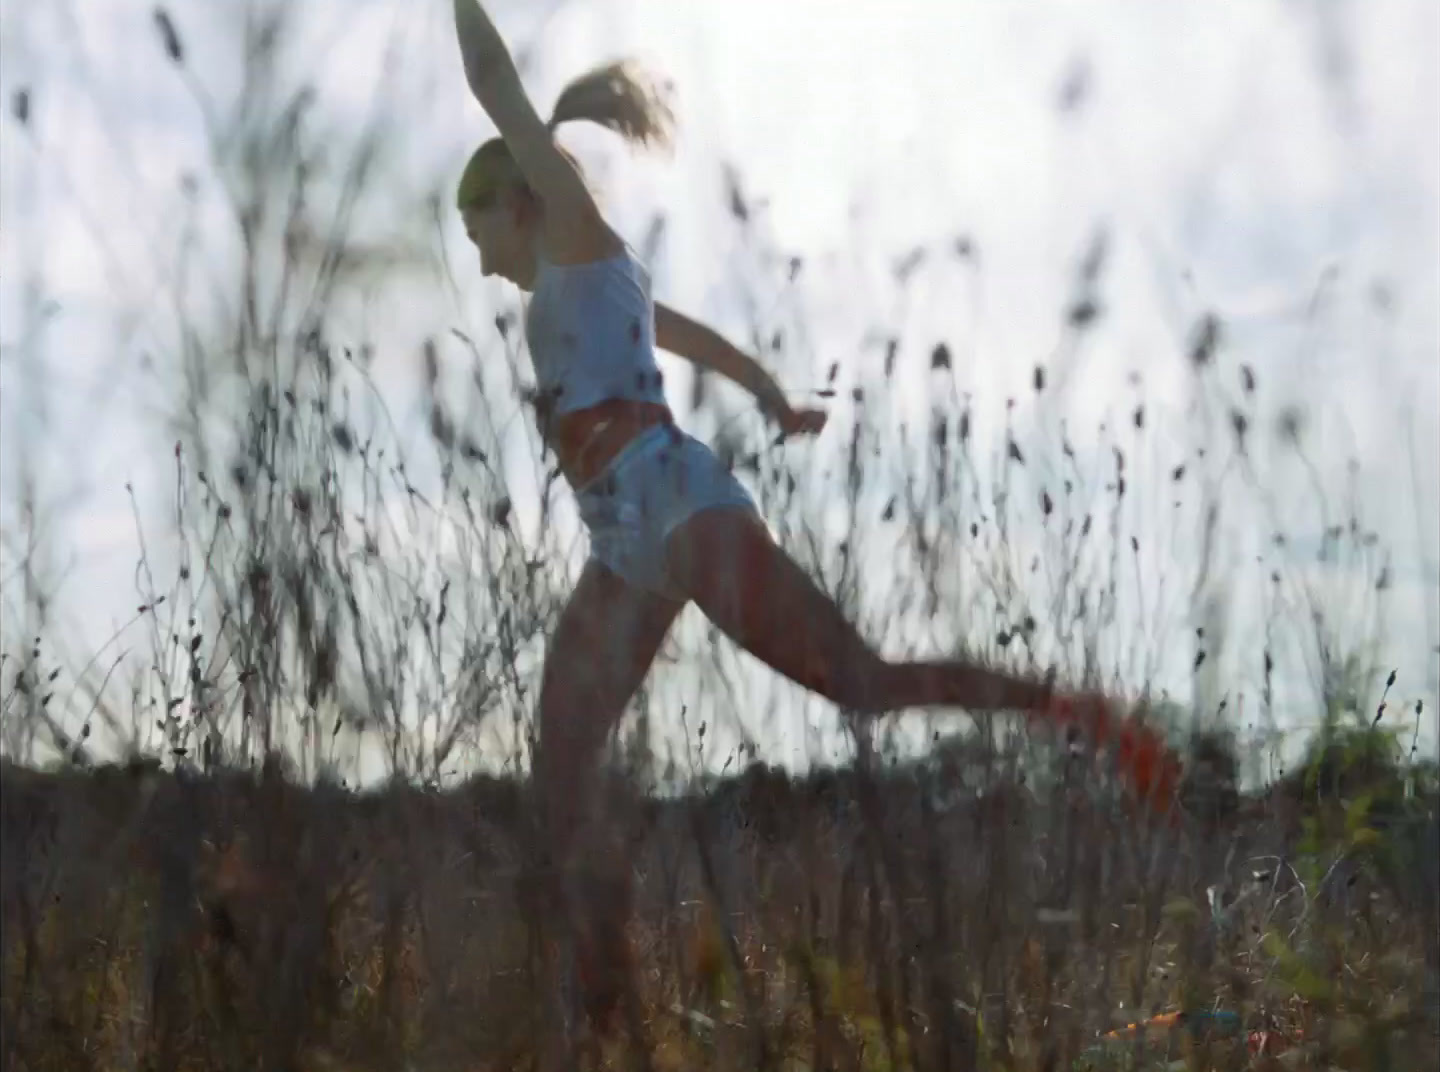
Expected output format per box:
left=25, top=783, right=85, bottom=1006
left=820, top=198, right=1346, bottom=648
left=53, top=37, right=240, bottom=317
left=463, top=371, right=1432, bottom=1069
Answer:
left=1, top=741, right=1435, bottom=1071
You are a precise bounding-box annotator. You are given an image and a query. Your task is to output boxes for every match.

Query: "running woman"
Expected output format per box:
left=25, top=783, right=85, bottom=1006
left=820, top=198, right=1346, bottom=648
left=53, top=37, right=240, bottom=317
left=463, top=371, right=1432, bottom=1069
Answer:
left=450, top=0, right=1180, bottom=1053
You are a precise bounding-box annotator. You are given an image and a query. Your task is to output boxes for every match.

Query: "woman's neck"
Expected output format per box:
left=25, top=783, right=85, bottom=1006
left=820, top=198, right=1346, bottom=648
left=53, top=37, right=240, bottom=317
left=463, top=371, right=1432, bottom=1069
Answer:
left=514, top=233, right=544, bottom=291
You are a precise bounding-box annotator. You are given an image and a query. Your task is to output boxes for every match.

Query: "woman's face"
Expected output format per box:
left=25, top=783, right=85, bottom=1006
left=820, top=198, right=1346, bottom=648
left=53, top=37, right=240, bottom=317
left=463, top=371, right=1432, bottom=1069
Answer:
left=462, top=188, right=537, bottom=288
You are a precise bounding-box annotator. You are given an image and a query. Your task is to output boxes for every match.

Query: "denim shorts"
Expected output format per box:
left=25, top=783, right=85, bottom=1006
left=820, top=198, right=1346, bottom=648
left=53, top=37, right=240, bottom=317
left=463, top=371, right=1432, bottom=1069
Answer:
left=573, top=424, right=758, bottom=600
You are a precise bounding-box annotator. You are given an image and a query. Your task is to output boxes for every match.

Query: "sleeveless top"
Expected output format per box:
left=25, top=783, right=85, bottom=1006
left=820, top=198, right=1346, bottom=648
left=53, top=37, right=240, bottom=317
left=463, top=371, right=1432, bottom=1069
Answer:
left=523, top=244, right=668, bottom=421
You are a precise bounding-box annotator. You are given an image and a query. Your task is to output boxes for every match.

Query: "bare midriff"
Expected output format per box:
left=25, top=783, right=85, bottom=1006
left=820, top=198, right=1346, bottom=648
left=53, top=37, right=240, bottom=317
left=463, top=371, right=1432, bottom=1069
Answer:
left=548, top=398, right=674, bottom=488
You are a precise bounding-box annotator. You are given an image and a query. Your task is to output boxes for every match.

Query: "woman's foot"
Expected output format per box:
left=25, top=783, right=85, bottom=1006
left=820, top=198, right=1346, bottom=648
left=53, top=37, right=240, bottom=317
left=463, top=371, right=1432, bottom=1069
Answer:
left=523, top=848, right=640, bottom=1040
left=569, top=864, right=639, bottom=1036
left=1042, top=691, right=1183, bottom=816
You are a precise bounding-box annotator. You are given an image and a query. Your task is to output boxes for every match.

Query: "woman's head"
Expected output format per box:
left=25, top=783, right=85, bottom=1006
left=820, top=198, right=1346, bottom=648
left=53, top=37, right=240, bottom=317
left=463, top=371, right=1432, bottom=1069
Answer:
left=457, top=59, right=675, bottom=286
left=457, top=139, right=541, bottom=283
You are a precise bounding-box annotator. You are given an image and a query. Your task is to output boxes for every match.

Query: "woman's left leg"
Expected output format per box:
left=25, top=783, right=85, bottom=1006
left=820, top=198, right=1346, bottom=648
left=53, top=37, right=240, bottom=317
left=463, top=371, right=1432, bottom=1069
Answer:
left=663, top=505, right=1181, bottom=808
left=663, top=506, right=1054, bottom=716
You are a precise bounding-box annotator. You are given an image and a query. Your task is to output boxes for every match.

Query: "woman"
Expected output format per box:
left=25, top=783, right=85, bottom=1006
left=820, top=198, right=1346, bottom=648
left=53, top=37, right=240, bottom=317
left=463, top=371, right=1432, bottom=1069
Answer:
left=450, top=0, right=1179, bottom=1049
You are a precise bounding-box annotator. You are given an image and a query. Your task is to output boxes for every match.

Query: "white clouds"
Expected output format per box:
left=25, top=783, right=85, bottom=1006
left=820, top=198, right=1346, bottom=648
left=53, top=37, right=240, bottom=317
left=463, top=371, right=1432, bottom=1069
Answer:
left=1, top=0, right=1435, bottom=770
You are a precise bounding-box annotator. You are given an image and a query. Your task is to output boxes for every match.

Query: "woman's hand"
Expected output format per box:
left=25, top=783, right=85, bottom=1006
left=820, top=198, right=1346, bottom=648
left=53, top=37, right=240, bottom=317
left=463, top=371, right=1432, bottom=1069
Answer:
left=453, top=0, right=509, bottom=92
left=776, top=405, right=828, bottom=439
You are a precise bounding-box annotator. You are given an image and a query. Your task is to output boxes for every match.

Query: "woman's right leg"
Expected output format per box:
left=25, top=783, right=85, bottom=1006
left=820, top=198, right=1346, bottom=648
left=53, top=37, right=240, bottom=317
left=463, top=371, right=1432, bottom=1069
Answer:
left=535, top=557, right=682, bottom=874
left=531, top=557, right=683, bottom=1056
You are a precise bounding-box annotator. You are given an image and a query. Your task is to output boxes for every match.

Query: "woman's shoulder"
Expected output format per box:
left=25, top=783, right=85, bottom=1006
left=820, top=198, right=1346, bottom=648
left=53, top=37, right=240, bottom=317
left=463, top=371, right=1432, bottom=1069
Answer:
left=539, top=232, right=649, bottom=287
left=539, top=212, right=627, bottom=266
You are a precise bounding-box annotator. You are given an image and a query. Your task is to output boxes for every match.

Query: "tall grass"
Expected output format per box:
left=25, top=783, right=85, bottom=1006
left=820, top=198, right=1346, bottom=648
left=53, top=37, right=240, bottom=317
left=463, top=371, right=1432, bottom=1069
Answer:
left=1, top=2, right=1436, bottom=1069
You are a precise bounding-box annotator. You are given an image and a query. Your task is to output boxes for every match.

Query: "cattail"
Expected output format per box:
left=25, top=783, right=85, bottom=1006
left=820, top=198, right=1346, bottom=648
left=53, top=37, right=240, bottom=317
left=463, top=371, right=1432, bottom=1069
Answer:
left=1231, top=409, right=1249, bottom=450
left=1189, top=312, right=1222, bottom=367
left=1079, top=227, right=1108, bottom=284
left=723, top=166, right=749, bottom=222
left=154, top=8, right=184, bottom=63
left=423, top=338, right=439, bottom=387
left=1069, top=298, right=1100, bottom=328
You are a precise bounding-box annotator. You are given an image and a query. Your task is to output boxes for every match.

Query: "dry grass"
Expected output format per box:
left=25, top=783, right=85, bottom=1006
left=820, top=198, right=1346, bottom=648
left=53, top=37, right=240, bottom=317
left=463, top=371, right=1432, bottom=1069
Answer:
left=0, top=736, right=1435, bottom=1071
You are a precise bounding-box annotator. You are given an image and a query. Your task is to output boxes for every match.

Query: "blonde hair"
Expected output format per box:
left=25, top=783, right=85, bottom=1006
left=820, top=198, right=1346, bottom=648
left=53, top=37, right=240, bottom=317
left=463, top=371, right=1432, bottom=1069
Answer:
left=456, top=59, right=675, bottom=213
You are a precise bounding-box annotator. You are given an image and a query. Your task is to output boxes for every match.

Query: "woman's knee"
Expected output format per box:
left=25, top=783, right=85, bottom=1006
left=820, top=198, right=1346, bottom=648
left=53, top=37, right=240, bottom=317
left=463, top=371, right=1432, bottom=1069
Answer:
left=811, top=644, right=889, bottom=714
left=536, top=682, right=599, bottom=772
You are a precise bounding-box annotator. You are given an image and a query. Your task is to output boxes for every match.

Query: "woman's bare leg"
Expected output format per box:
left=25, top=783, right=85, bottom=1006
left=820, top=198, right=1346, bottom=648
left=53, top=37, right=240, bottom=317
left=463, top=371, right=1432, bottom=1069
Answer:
left=536, top=559, right=683, bottom=862
left=664, top=507, right=1054, bottom=716
left=532, top=559, right=684, bottom=1055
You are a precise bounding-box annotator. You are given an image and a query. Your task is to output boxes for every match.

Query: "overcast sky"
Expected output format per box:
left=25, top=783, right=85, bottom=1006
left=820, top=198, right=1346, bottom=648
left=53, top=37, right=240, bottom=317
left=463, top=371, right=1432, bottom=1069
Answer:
left=2, top=0, right=1436, bottom=780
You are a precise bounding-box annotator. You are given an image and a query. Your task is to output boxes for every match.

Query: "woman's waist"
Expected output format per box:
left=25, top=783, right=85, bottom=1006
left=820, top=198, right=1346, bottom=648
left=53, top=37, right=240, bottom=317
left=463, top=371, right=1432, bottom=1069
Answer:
left=549, top=398, right=674, bottom=488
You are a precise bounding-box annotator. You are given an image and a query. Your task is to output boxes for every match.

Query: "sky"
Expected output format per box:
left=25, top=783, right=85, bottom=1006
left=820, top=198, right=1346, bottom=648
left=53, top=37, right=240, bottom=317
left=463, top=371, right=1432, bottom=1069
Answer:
left=1, top=0, right=1436, bottom=782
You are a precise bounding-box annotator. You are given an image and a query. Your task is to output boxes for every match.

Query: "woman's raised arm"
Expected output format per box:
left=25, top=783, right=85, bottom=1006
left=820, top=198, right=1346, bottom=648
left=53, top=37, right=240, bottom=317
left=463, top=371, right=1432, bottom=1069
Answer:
left=451, top=1, right=603, bottom=238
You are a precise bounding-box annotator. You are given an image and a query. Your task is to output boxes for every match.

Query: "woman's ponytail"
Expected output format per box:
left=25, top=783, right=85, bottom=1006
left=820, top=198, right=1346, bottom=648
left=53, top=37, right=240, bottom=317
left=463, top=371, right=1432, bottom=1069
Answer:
left=456, top=59, right=675, bottom=213
left=546, top=59, right=676, bottom=153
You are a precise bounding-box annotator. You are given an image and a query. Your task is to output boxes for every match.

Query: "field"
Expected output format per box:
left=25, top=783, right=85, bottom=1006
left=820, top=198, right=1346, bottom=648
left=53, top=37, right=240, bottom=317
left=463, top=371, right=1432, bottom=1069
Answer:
left=2, top=726, right=1436, bottom=1070
left=2, top=3, right=1438, bottom=1069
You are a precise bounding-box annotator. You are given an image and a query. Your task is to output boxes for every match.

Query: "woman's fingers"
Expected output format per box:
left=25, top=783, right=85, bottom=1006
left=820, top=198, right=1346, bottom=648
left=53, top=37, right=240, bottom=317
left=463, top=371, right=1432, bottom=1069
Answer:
left=797, top=408, right=828, bottom=433
left=779, top=406, right=828, bottom=438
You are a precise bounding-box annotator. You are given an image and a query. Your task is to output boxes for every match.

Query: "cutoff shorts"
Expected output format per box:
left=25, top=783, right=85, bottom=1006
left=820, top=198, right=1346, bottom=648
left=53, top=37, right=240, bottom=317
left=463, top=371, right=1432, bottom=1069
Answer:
left=573, top=424, right=758, bottom=600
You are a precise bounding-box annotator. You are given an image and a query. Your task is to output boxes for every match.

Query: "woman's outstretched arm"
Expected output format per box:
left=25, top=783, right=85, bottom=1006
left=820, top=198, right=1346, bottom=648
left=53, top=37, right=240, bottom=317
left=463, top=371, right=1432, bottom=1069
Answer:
left=451, top=1, right=604, bottom=248
left=654, top=301, right=826, bottom=436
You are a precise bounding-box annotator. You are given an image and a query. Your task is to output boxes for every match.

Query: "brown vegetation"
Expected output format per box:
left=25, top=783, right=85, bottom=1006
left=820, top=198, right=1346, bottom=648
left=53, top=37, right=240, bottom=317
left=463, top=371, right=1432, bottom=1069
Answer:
left=1, top=736, right=1435, bottom=1070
